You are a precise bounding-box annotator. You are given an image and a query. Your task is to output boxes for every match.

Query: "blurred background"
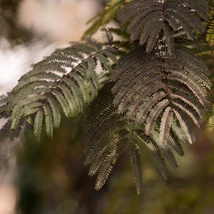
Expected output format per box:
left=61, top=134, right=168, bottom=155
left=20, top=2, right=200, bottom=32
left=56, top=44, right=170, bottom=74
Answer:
left=0, top=0, right=214, bottom=214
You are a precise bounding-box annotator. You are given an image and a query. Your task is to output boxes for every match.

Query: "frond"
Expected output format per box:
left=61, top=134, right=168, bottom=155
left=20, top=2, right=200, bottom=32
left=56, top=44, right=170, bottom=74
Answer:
left=83, top=83, right=129, bottom=190
left=0, top=95, right=24, bottom=141
left=172, top=110, right=195, bottom=144
left=159, top=106, right=173, bottom=144
left=134, top=120, right=189, bottom=178
left=117, top=0, right=208, bottom=53
left=7, top=39, right=118, bottom=140
left=151, top=130, right=178, bottom=169
left=83, top=78, right=190, bottom=190
left=168, top=129, right=185, bottom=156
left=147, top=142, right=168, bottom=179
left=83, top=84, right=149, bottom=193
left=145, top=99, right=169, bottom=134
left=34, top=110, right=44, bottom=141
left=111, top=45, right=210, bottom=146
left=83, top=0, right=129, bottom=37
left=134, top=129, right=168, bottom=179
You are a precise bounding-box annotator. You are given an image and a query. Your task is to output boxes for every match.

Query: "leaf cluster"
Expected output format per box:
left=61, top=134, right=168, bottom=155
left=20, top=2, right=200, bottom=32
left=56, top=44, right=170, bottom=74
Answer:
left=0, top=0, right=213, bottom=194
left=4, top=39, right=117, bottom=141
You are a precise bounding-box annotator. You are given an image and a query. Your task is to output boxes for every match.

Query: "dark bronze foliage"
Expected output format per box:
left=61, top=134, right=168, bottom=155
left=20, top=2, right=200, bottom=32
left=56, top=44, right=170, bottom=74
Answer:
left=117, top=0, right=208, bottom=53
left=0, top=0, right=213, bottom=193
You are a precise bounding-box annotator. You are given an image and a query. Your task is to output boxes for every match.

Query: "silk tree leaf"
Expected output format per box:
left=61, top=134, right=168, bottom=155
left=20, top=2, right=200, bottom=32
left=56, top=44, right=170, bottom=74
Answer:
left=129, top=141, right=143, bottom=195
left=34, top=110, right=44, bottom=141
left=159, top=106, right=173, bottom=144
left=8, top=39, right=117, bottom=140
left=173, top=110, right=194, bottom=144
left=145, top=99, right=169, bottom=135
left=117, top=0, right=208, bottom=53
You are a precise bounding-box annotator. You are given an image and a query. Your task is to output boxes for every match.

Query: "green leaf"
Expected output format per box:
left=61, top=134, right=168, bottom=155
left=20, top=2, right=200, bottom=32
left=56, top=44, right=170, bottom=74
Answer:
left=7, top=39, right=117, bottom=140
left=34, top=110, right=44, bottom=141
left=83, top=0, right=127, bottom=37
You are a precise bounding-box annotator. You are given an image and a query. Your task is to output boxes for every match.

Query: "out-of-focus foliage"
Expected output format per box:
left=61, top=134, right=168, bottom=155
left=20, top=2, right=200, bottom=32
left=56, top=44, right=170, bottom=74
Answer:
left=83, top=0, right=131, bottom=37
left=206, top=0, right=214, bottom=46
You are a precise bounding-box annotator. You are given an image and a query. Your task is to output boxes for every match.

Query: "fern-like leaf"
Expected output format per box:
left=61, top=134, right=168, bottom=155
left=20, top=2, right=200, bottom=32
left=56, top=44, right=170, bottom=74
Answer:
left=111, top=45, right=210, bottom=146
left=83, top=81, right=191, bottom=190
left=34, top=110, right=44, bottom=141
left=117, top=0, right=208, bottom=53
left=83, top=0, right=130, bottom=37
left=129, top=141, right=143, bottom=194
left=83, top=84, right=146, bottom=193
left=6, top=39, right=117, bottom=140
left=159, top=106, right=173, bottom=144
left=134, top=129, right=168, bottom=179
left=83, top=83, right=129, bottom=190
